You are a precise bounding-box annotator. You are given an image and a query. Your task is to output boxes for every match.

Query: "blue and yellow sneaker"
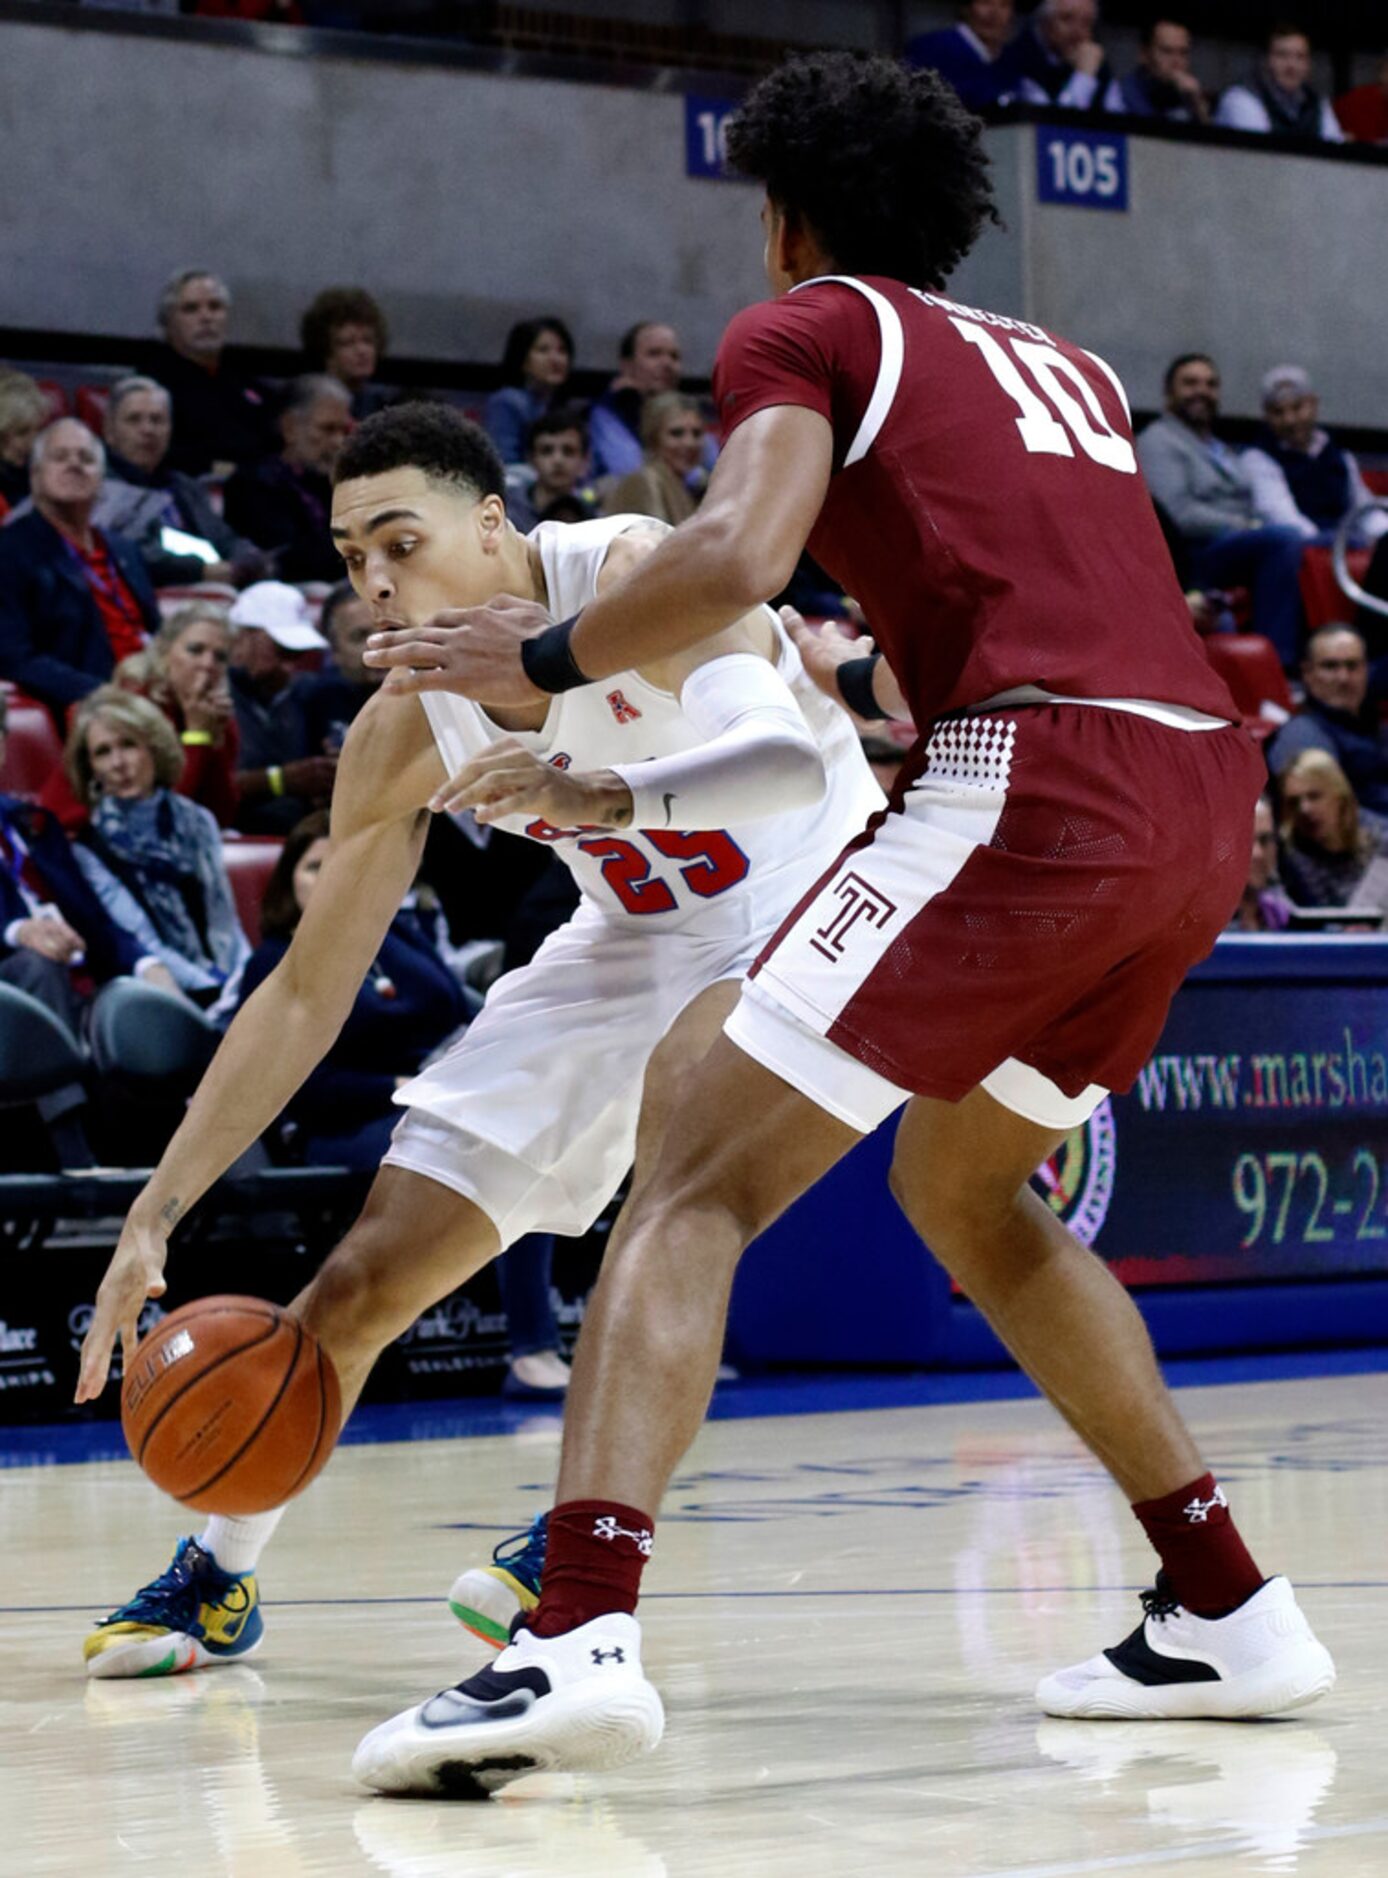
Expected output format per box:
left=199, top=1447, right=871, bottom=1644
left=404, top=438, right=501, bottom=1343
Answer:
left=447, top=1513, right=546, bottom=1649
left=83, top=1536, right=264, bottom=1680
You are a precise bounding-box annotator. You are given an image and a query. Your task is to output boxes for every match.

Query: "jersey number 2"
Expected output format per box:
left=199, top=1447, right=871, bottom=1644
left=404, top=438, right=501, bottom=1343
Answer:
left=951, top=318, right=1136, bottom=474
left=579, top=830, right=750, bottom=916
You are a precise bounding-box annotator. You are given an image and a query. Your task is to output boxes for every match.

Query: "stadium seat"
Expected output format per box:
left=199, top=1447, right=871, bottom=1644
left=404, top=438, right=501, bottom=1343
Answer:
left=1204, top=633, right=1294, bottom=730
left=0, top=982, right=86, bottom=1105
left=88, top=978, right=218, bottom=1098
left=0, top=697, right=65, bottom=798
left=1299, top=543, right=1371, bottom=631
left=33, top=379, right=68, bottom=423
left=73, top=384, right=109, bottom=433
left=222, top=836, right=282, bottom=945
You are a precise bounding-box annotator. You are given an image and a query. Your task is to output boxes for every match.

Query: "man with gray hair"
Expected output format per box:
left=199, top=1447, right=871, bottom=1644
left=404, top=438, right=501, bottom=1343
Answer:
left=0, top=420, right=159, bottom=717
left=1242, top=365, right=1388, bottom=548
left=1267, top=624, right=1388, bottom=813
left=994, top=0, right=1111, bottom=108
left=223, top=375, right=353, bottom=583
left=152, top=266, right=274, bottom=477
left=94, top=377, right=268, bottom=589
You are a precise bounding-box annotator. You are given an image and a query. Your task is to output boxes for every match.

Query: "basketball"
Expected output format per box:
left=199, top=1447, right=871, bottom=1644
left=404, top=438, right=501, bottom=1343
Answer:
left=120, top=1296, right=342, bottom=1516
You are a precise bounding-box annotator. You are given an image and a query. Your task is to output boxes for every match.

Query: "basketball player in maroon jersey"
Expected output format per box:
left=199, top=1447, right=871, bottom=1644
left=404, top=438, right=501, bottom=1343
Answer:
left=354, top=52, right=1334, bottom=1794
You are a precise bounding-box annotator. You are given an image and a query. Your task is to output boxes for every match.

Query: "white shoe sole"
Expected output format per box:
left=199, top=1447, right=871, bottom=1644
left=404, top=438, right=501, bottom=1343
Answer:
left=1037, top=1638, right=1336, bottom=1720
left=353, top=1674, right=666, bottom=1798
left=85, top=1631, right=263, bottom=1680
left=447, top=1568, right=530, bottom=1650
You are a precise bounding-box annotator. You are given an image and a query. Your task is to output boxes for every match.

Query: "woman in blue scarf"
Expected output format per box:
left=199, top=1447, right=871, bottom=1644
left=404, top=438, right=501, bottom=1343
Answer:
left=65, top=687, right=250, bottom=1009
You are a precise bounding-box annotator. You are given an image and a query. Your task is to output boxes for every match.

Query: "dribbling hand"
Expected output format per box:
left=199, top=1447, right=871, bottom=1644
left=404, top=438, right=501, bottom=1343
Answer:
left=429, top=736, right=630, bottom=828
left=76, top=1214, right=170, bottom=1402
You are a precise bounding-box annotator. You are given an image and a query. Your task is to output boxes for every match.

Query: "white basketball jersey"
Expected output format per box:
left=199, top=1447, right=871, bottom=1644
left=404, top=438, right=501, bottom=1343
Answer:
left=420, top=515, right=883, bottom=935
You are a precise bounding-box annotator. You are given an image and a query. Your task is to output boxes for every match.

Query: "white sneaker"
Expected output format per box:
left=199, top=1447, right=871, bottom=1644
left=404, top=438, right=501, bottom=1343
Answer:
left=1037, top=1575, right=1335, bottom=1720
left=352, top=1612, right=665, bottom=1798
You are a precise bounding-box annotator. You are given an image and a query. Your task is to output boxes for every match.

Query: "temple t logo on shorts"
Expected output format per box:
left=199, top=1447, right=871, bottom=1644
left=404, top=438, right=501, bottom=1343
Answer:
left=810, top=871, right=899, bottom=962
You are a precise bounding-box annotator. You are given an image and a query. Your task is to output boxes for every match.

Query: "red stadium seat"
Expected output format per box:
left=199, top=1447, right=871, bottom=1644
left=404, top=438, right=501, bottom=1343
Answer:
left=1203, top=633, right=1293, bottom=733
left=221, top=837, right=282, bottom=946
left=1361, top=468, right=1388, bottom=499
left=0, top=696, right=65, bottom=798
left=1299, top=544, right=1371, bottom=631
left=34, top=379, right=69, bottom=424
left=73, top=384, right=110, bottom=434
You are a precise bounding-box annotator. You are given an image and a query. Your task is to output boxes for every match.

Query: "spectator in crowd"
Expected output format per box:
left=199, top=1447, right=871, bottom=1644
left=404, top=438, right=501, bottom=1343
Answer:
left=588, top=321, right=686, bottom=480
left=505, top=407, right=598, bottom=533
left=1136, top=354, right=1307, bottom=666
left=1335, top=51, right=1388, bottom=144
left=0, top=420, right=159, bottom=718
left=1277, top=749, right=1388, bottom=910
left=1267, top=625, right=1388, bottom=815
left=152, top=268, right=275, bottom=477
left=223, top=375, right=353, bottom=583
left=302, top=581, right=382, bottom=755
left=1107, top=16, right=1208, bottom=122
left=904, top=1, right=1016, bottom=110
left=1215, top=25, right=1344, bottom=141
left=227, top=581, right=336, bottom=834
left=1242, top=365, right=1388, bottom=549
left=94, top=376, right=268, bottom=589
left=0, top=689, right=177, bottom=1026
left=40, top=604, right=242, bottom=831
left=66, top=688, right=250, bottom=1006
left=994, top=0, right=1112, bottom=111
left=601, top=392, right=708, bottom=527
left=484, top=318, right=575, bottom=466
left=239, top=812, right=469, bottom=1166
left=1228, top=794, right=1293, bottom=931
left=300, top=286, right=391, bottom=421
left=0, top=372, right=49, bottom=523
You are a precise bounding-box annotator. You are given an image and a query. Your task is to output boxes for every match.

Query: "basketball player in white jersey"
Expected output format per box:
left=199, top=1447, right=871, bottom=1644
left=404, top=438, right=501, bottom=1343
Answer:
left=75, top=403, right=882, bottom=1679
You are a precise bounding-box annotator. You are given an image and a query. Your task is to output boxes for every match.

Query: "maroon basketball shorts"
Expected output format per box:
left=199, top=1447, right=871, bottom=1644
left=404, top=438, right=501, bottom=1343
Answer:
left=725, top=704, right=1264, bottom=1133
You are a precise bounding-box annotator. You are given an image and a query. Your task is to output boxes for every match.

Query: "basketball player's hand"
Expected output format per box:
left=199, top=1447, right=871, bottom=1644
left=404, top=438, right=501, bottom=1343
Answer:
left=429, top=736, right=632, bottom=828
left=780, top=606, right=909, bottom=722
left=363, top=594, right=552, bottom=708
left=75, top=1216, right=169, bottom=1402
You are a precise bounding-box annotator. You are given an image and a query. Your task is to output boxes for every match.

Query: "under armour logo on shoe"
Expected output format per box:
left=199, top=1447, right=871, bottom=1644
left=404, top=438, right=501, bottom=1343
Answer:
left=592, top=1516, right=653, bottom=1555
left=591, top=1646, right=627, bottom=1666
left=1183, top=1485, right=1228, bottom=1524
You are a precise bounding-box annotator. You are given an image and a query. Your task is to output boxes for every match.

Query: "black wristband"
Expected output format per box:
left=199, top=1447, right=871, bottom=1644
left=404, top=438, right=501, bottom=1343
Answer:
left=836, top=653, right=886, bottom=721
left=520, top=614, right=590, bottom=694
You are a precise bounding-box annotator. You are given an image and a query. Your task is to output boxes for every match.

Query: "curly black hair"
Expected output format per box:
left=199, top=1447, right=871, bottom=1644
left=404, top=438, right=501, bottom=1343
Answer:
left=300, top=286, right=390, bottom=367
left=725, top=52, right=998, bottom=288
left=333, top=400, right=506, bottom=500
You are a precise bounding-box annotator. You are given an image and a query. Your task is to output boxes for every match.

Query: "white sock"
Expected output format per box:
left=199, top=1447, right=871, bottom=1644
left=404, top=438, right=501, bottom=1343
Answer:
left=199, top=1508, right=287, bottom=1576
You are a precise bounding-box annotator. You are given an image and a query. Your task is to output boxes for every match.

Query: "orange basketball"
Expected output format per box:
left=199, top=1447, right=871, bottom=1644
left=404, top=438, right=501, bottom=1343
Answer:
left=121, top=1295, right=342, bottom=1515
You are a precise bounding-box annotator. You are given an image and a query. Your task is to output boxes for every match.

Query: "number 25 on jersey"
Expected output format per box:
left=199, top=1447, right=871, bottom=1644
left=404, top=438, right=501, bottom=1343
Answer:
left=951, top=318, right=1137, bottom=474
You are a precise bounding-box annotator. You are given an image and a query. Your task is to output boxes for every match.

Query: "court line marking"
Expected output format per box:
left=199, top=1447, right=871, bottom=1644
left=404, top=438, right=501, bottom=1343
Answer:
left=10, top=1580, right=1388, bottom=1616
left=975, top=1814, right=1388, bottom=1878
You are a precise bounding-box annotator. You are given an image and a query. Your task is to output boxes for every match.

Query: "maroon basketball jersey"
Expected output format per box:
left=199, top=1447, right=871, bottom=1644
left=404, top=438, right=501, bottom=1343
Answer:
left=712, top=276, right=1238, bottom=726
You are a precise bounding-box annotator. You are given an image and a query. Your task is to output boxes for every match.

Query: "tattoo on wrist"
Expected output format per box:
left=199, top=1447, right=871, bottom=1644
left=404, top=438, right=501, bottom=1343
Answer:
left=159, top=1198, right=183, bottom=1231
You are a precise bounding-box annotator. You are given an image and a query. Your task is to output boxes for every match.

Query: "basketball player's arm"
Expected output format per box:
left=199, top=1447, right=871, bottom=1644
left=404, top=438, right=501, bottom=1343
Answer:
left=75, top=694, right=442, bottom=1401
left=430, top=525, right=828, bottom=829
left=364, top=407, right=835, bottom=705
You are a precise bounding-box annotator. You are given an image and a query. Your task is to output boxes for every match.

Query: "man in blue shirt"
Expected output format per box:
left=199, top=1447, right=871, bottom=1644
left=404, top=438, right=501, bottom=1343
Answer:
left=905, top=0, right=1015, bottom=109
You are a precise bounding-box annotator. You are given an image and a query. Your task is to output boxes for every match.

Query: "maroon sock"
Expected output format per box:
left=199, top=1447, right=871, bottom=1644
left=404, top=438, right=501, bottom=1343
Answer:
left=1131, top=1473, right=1264, bottom=1618
left=527, top=1500, right=655, bottom=1638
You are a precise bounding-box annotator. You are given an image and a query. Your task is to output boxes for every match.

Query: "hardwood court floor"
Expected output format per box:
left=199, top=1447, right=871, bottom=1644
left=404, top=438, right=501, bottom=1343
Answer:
left=3, top=1364, right=1386, bottom=1878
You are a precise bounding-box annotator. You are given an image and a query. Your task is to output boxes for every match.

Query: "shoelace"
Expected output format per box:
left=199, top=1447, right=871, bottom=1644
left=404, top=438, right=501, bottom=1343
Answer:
left=1139, top=1576, right=1182, bottom=1624
left=491, top=1513, right=549, bottom=1581
left=98, top=1540, right=224, bottom=1633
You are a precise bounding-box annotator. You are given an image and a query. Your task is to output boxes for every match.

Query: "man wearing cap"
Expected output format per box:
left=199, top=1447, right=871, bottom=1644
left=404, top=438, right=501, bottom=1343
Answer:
left=227, top=582, right=338, bottom=834
left=1243, top=366, right=1388, bottom=549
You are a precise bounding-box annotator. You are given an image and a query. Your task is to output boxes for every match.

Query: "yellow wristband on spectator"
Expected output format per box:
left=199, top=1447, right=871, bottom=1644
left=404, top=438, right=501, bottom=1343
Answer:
left=180, top=730, right=214, bottom=747
left=268, top=765, right=285, bottom=797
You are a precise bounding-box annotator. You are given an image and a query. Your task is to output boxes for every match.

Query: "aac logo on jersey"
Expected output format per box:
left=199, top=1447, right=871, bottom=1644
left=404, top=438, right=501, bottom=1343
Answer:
left=606, top=690, right=642, bottom=725
left=1033, top=1097, right=1116, bottom=1247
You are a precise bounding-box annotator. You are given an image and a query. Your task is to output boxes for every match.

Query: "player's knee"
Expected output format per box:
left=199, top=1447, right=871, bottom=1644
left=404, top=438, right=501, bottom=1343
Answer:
left=292, top=1231, right=400, bottom=1364
left=891, top=1152, right=1019, bottom=1265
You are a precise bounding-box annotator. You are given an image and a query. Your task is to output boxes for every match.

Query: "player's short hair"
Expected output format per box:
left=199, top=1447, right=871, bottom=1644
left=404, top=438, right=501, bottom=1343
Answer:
left=1163, top=351, right=1217, bottom=392
left=332, top=401, right=506, bottom=501
left=526, top=404, right=589, bottom=453
left=726, top=51, right=998, bottom=287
